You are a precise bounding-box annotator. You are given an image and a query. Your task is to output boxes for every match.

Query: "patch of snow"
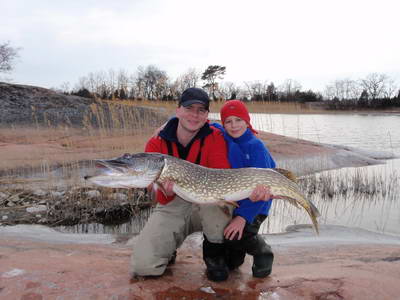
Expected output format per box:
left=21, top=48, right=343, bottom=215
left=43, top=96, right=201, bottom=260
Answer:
left=265, top=224, right=400, bottom=248
left=0, top=225, right=115, bottom=244
left=2, top=268, right=26, bottom=278
left=200, top=286, right=216, bottom=294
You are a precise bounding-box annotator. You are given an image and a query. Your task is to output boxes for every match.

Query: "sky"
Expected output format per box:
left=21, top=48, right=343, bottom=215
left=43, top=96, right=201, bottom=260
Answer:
left=1, top=0, right=400, bottom=93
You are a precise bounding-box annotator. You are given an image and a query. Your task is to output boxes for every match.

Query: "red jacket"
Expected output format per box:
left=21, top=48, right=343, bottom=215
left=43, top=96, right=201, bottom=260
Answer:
left=145, top=119, right=230, bottom=205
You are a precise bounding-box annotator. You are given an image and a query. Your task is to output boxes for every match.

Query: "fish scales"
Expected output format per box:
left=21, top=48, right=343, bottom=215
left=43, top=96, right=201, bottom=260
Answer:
left=86, top=152, right=320, bottom=234
left=160, top=156, right=303, bottom=203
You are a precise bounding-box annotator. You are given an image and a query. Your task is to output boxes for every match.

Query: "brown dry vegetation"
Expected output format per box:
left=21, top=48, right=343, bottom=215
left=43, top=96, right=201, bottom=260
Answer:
left=0, top=100, right=323, bottom=171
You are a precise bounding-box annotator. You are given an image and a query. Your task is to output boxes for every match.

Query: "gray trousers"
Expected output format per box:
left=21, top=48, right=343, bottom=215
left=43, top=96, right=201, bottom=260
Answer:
left=130, top=196, right=232, bottom=276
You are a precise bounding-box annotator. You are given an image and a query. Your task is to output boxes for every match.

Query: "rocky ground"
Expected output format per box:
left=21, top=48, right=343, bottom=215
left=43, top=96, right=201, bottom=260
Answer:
left=1, top=225, right=399, bottom=300
left=0, top=81, right=168, bottom=128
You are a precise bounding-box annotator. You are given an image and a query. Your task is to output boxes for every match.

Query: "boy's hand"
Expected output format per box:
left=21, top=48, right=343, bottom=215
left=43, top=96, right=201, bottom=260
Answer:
left=249, top=184, right=272, bottom=202
left=224, top=216, right=246, bottom=240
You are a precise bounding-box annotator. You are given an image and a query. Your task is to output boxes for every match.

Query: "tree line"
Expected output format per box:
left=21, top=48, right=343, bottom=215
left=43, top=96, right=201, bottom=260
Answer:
left=1, top=41, right=399, bottom=109
left=68, top=66, right=399, bottom=109
left=63, top=66, right=325, bottom=104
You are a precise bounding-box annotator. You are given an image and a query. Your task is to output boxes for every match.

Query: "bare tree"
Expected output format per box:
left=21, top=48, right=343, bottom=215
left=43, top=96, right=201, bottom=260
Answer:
left=278, top=79, right=302, bottom=101
left=116, top=69, right=130, bottom=99
left=324, top=78, right=360, bottom=100
left=381, top=77, right=397, bottom=99
left=219, top=81, right=242, bottom=100
left=0, top=41, right=20, bottom=74
left=58, top=82, right=71, bottom=94
left=174, top=68, right=201, bottom=95
left=359, top=73, right=389, bottom=100
left=136, top=65, right=169, bottom=100
left=244, top=81, right=267, bottom=101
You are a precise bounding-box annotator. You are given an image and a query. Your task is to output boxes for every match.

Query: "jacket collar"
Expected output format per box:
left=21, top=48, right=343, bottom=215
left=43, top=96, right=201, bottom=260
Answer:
left=226, top=127, right=254, bottom=144
left=159, top=117, right=213, bottom=143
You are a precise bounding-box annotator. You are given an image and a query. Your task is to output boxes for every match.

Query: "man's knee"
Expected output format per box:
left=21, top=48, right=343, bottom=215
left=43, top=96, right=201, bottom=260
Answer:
left=199, top=205, right=232, bottom=243
left=130, top=233, right=177, bottom=277
left=130, top=250, right=169, bottom=276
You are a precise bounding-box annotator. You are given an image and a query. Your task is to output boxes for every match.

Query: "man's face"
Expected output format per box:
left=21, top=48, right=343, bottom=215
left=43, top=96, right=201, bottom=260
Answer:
left=176, top=103, right=209, bottom=133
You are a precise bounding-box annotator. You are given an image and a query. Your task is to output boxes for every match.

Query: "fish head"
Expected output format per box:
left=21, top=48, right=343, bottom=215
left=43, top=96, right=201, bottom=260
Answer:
left=85, top=153, right=165, bottom=189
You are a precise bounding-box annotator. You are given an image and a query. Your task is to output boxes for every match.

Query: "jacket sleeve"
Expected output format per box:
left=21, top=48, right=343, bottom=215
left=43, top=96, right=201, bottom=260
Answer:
left=210, top=122, right=224, bottom=131
left=233, top=140, right=276, bottom=223
left=145, top=136, right=162, bottom=153
left=144, top=136, right=175, bottom=204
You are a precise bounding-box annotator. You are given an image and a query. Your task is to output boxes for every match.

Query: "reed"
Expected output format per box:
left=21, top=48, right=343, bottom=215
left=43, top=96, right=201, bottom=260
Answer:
left=261, top=163, right=399, bottom=235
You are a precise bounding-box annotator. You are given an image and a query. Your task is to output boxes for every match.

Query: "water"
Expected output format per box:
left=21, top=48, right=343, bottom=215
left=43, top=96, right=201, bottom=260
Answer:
left=211, top=112, right=400, bottom=154
left=262, top=159, right=400, bottom=236
left=244, top=113, right=400, bottom=236
left=250, top=113, right=400, bottom=155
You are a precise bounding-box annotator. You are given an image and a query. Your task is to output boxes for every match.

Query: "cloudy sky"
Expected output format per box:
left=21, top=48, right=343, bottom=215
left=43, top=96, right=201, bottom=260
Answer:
left=1, top=0, right=399, bottom=92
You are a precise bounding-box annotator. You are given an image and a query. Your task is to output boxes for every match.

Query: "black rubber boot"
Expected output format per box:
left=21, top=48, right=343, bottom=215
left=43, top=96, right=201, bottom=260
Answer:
left=224, top=214, right=268, bottom=272
left=244, top=235, right=274, bottom=278
left=203, top=235, right=229, bottom=282
left=224, top=239, right=246, bottom=270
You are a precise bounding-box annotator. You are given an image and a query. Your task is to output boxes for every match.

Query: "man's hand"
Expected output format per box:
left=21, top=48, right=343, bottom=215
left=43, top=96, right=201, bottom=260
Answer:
left=224, top=216, right=246, bottom=240
left=249, top=184, right=273, bottom=202
left=160, top=179, right=175, bottom=197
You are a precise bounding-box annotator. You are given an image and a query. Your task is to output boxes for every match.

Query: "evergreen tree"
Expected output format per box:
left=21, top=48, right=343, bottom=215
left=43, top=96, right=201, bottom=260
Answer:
left=201, top=65, right=226, bottom=100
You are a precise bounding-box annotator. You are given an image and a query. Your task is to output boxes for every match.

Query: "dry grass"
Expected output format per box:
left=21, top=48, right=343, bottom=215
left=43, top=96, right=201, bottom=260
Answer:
left=0, top=100, right=323, bottom=172
left=104, top=98, right=327, bottom=114
left=210, top=100, right=326, bottom=114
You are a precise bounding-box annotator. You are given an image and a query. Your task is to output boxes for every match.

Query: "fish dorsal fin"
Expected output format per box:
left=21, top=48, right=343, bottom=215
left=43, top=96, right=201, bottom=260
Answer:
left=274, top=168, right=298, bottom=182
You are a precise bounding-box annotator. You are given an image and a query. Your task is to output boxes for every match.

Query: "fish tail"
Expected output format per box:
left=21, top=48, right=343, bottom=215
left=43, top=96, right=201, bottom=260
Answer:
left=308, top=201, right=321, bottom=235
left=310, top=201, right=321, bottom=217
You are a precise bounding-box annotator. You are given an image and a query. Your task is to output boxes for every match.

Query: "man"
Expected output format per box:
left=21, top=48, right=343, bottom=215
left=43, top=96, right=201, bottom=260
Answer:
left=130, top=87, right=232, bottom=282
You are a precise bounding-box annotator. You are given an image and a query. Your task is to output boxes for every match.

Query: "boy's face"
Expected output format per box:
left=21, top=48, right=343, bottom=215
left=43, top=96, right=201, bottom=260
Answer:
left=224, top=115, right=248, bottom=138
left=176, top=103, right=209, bottom=133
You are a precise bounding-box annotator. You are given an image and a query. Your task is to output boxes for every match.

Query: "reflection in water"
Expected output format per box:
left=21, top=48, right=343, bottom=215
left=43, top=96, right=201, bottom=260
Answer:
left=57, top=207, right=153, bottom=235
left=262, top=159, right=400, bottom=236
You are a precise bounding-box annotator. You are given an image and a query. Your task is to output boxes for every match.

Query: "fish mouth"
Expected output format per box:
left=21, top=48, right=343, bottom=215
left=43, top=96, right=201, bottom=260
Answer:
left=94, top=159, right=130, bottom=172
left=83, top=160, right=129, bottom=181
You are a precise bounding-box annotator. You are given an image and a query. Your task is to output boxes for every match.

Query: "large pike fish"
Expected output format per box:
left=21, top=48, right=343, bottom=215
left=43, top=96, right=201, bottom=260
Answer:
left=85, top=152, right=320, bottom=234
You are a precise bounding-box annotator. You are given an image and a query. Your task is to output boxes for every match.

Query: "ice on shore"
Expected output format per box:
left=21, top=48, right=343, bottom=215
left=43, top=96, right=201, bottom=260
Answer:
left=4, top=224, right=398, bottom=248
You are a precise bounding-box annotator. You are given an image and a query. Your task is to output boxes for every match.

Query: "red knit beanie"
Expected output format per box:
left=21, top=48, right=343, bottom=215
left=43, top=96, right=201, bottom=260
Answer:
left=220, top=100, right=258, bottom=134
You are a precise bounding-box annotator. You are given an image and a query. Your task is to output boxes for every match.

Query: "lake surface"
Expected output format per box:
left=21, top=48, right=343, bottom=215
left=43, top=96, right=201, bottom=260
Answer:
left=211, top=112, right=400, bottom=154
left=247, top=113, right=400, bottom=236
left=62, top=113, right=400, bottom=237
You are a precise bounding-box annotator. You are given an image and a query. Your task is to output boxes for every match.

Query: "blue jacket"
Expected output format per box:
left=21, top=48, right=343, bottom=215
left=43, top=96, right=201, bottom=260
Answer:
left=213, top=123, right=276, bottom=223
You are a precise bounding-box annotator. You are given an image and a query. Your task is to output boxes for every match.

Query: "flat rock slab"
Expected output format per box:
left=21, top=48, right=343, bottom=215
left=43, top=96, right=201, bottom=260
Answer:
left=1, top=227, right=400, bottom=300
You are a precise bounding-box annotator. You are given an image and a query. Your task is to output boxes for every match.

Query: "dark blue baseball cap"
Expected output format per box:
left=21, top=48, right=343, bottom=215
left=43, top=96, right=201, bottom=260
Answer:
left=179, top=88, right=210, bottom=110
